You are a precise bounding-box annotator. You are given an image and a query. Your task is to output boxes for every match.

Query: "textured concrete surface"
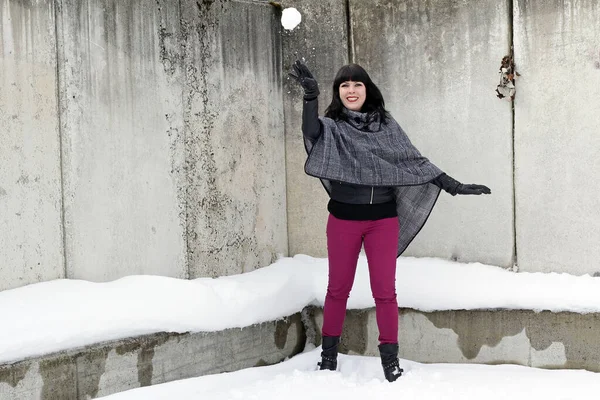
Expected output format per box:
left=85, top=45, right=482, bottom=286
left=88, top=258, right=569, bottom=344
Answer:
left=56, top=0, right=187, bottom=281
left=281, top=0, right=349, bottom=258
left=309, top=307, right=600, bottom=371
left=349, top=0, right=514, bottom=267
left=183, top=0, right=287, bottom=277
left=513, top=0, right=600, bottom=274
left=0, top=314, right=305, bottom=399
left=0, top=0, right=65, bottom=291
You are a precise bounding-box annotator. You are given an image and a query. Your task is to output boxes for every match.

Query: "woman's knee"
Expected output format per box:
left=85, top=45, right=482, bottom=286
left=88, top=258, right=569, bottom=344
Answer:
left=373, top=294, right=397, bottom=305
left=326, top=284, right=353, bottom=300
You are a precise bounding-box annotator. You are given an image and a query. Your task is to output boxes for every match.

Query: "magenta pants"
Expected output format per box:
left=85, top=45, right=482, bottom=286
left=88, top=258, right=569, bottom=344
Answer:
left=323, top=214, right=399, bottom=344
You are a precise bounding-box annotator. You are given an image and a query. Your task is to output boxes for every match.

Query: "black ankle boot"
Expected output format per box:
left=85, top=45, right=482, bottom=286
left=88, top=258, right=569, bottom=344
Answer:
left=317, top=336, right=340, bottom=371
left=378, top=343, right=403, bottom=382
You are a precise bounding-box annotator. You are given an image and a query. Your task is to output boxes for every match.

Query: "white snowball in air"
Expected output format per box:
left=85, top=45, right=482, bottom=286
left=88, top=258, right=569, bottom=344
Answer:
left=281, top=8, right=302, bottom=30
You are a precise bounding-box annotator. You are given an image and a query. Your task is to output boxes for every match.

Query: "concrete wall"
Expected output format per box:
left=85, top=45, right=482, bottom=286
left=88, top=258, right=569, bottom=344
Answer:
left=183, top=0, right=287, bottom=278
left=309, top=307, right=600, bottom=372
left=0, top=314, right=305, bottom=399
left=513, top=0, right=600, bottom=274
left=349, top=0, right=514, bottom=267
left=282, top=0, right=516, bottom=268
left=281, top=0, right=348, bottom=258
left=1, top=0, right=287, bottom=290
left=4, top=0, right=600, bottom=289
left=284, top=0, right=600, bottom=275
left=0, top=0, right=65, bottom=291
left=56, top=0, right=187, bottom=281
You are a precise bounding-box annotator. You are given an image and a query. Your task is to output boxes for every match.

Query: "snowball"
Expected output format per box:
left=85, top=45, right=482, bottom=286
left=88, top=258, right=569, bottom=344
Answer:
left=281, top=8, right=302, bottom=30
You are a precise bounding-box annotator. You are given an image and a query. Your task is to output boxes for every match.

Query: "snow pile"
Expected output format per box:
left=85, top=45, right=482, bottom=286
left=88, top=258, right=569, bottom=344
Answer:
left=281, top=8, right=302, bottom=30
left=100, top=349, right=600, bottom=400
left=2, top=254, right=600, bottom=364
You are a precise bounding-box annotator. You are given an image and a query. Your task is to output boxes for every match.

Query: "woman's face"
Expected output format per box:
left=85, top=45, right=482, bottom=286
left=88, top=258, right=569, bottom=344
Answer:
left=339, top=81, right=366, bottom=111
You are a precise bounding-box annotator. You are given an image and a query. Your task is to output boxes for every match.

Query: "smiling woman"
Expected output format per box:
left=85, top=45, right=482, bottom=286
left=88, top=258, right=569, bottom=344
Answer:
left=288, top=60, right=491, bottom=382
left=339, top=81, right=365, bottom=110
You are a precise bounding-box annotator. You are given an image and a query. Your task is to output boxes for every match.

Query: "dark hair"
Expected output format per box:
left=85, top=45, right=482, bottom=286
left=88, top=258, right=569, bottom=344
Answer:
left=324, top=64, right=389, bottom=122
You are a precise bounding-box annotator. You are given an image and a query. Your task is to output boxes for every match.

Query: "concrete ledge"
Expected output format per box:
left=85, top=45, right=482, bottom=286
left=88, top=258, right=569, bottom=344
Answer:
left=0, top=314, right=305, bottom=400
left=307, top=307, right=600, bottom=372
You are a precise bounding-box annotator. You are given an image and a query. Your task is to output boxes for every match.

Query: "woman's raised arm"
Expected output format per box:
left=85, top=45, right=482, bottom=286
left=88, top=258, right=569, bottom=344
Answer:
left=289, top=60, right=322, bottom=142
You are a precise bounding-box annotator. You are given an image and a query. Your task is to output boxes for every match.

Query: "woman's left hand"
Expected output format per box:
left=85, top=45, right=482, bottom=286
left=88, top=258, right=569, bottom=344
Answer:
left=289, top=59, right=320, bottom=100
left=456, top=184, right=491, bottom=195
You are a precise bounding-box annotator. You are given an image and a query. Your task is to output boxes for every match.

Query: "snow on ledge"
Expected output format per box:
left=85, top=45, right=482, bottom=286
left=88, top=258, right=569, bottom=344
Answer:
left=1, top=255, right=600, bottom=364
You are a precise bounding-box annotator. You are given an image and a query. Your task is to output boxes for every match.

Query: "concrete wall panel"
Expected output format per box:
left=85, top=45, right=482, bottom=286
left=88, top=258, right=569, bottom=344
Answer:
left=349, top=0, right=514, bottom=267
left=56, top=0, right=187, bottom=281
left=0, top=0, right=64, bottom=291
left=183, top=0, right=287, bottom=277
left=281, top=0, right=348, bottom=258
left=0, top=314, right=305, bottom=399
left=309, top=307, right=600, bottom=371
left=513, top=0, right=600, bottom=274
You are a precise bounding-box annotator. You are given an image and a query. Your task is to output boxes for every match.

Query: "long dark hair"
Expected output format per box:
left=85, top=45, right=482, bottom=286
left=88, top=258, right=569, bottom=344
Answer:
left=324, top=64, right=389, bottom=122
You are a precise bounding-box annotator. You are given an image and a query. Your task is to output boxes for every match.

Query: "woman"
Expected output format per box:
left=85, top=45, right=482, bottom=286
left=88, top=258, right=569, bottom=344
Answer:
left=289, top=60, right=490, bottom=382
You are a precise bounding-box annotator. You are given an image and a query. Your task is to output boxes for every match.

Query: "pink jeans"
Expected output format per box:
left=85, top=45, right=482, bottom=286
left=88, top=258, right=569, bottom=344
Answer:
left=323, top=214, right=399, bottom=344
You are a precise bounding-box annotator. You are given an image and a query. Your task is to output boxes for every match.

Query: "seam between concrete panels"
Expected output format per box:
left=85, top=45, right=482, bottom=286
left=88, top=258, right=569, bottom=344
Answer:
left=345, top=0, right=354, bottom=63
left=53, top=0, right=69, bottom=279
left=509, top=0, right=518, bottom=270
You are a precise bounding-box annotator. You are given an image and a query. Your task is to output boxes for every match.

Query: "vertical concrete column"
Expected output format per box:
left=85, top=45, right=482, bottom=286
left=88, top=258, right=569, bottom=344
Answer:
left=350, top=0, right=514, bottom=267
left=513, top=1, right=600, bottom=274
left=182, top=0, right=287, bottom=277
left=56, top=0, right=187, bottom=281
left=281, top=0, right=349, bottom=258
left=0, top=0, right=64, bottom=291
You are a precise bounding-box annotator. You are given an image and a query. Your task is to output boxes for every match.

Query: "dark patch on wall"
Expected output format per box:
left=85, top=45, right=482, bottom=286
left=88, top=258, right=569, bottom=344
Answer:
left=16, top=175, right=29, bottom=185
left=340, top=310, right=369, bottom=355
left=115, top=332, right=174, bottom=356
left=274, top=314, right=306, bottom=355
left=425, top=310, right=600, bottom=371
left=179, top=0, right=286, bottom=278
left=114, top=332, right=175, bottom=387
left=0, top=187, right=7, bottom=196
left=526, top=311, right=600, bottom=371
left=137, top=344, right=156, bottom=387
left=75, top=347, right=110, bottom=399
left=0, top=362, right=30, bottom=388
left=426, top=310, right=525, bottom=359
left=39, top=356, right=77, bottom=400
left=156, top=1, right=182, bottom=77
left=254, top=358, right=269, bottom=367
left=181, top=0, right=226, bottom=278
left=301, top=306, right=319, bottom=347
left=201, top=0, right=215, bottom=9
left=274, top=318, right=291, bottom=349
left=116, top=340, right=142, bottom=356
left=292, top=313, right=308, bottom=355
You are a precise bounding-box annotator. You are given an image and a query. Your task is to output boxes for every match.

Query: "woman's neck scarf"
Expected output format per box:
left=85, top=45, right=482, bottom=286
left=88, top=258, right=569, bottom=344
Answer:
left=304, top=108, right=444, bottom=256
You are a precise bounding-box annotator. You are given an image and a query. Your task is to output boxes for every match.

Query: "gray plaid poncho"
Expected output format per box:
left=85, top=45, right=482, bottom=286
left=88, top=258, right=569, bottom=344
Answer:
left=304, top=108, right=444, bottom=256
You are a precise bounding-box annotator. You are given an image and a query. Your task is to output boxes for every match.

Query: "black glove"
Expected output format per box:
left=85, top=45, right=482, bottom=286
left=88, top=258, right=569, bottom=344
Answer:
left=289, top=59, right=320, bottom=100
left=433, top=173, right=491, bottom=196
left=456, top=183, right=491, bottom=195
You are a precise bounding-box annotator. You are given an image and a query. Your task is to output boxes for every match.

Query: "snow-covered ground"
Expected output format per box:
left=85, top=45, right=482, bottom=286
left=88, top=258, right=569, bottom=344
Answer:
left=3, top=254, right=600, bottom=363
left=99, top=348, right=600, bottom=400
